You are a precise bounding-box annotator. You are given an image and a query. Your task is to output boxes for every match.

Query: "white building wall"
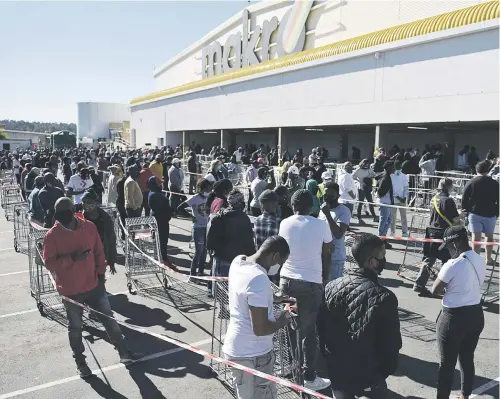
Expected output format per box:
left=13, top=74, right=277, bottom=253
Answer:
left=153, top=0, right=486, bottom=91
left=132, top=26, right=499, bottom=148
left=77, top=102, right=131, bottom=141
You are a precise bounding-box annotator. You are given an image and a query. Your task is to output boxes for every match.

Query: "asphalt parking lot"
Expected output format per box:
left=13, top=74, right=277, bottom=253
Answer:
left=0, top=208, right=498, bottom=399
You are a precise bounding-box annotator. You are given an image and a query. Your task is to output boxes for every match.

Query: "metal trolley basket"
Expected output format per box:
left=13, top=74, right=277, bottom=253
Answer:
left=124, top=216, right=167, bottom=294
left=13, top=203, right=30, bottom=254
left=210, top=280, right=301, bottom=398
left=28, top=227, right=57, bottom=316
left=1, top=184, right=22, bottom=219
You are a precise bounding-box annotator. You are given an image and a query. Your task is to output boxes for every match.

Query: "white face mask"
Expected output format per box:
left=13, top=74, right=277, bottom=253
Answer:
left=267, top=264, right=281, bottom=276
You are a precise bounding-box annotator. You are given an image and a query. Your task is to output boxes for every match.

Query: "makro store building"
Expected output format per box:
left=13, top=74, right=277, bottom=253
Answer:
left=130, top=0, right=499, bottom=164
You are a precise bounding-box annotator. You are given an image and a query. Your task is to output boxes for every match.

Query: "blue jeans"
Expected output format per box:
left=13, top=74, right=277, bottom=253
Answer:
left=328, top=259, right=345, bottom=282
left=378, top=205, right=392, bottom=236
left=63, top=281, right=128, bottom=363
left=190, top=226, right=207, bottom=275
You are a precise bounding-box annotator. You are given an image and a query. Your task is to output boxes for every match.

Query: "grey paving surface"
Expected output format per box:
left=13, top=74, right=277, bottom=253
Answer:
left=0, top=208, right=498, bottom=399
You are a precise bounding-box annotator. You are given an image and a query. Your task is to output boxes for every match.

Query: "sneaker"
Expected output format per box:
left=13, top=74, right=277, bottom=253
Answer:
left=384, top=241, right=393, bottom=249
left=304, top=376, right=331, bottom=391
left=373, top=216, right=379, bottom=223
left=357, top=219, right=366, bottom=226
left=389, top=231, right=396, bottom=237
left=402, top=232, right=409, bottom=238
left=76, top=362, right=93, bottom=378
left=365, top=210, right=370, bottom=217
left=120, top=351, right=144, bottom=364
left=413, top=286, right=433, bottom=297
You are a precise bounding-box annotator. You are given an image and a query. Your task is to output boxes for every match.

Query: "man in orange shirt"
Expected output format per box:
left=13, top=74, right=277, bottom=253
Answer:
left=43, top=197, right=141, bottom=378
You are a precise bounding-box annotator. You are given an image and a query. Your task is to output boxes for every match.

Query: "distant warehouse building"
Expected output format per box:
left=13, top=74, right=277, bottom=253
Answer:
left=77, top=102, right=131, bottom=146
left=130, top=0, right=499, bottom=164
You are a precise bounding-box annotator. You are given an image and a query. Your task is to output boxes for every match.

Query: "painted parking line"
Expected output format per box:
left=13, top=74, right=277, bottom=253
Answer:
left=0, top=337, right=212, bottom=399
left=470, top=376, right=500, bottom=398
left=0, top=289, right=136, bottom=319
left=0, top=270, right=28, bottom=277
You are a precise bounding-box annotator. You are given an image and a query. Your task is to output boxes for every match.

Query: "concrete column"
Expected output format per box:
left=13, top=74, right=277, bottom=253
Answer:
left=374, top=124, right=389, bottom=155
left=182, top=131, right=186, bottom=161
left=340, top=132, right=349, bottom=161
left=220, top=129, right=224, bottom=149
left=277, top=127, right=282, bottom=166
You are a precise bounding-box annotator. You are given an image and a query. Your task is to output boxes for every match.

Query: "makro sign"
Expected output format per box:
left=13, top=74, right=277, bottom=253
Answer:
left=202, top=0, right=314, bottom=79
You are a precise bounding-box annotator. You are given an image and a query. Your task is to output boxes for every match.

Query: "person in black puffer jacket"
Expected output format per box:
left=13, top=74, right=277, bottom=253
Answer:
left=318, top=233, right=402, bottom=399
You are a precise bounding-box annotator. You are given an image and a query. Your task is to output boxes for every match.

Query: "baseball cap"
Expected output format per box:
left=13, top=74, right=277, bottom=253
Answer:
left=172, top=158, right=181, bottom=164
left=438, top=226, right=468, bottom=250
left=288, top=165, right=299, bottom=175
left=321, top=171, right=333, bottom=181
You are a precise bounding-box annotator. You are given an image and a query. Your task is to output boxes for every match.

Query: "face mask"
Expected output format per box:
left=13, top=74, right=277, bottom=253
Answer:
left=449, top=243, right=460, bottom=259
left=395, top=170, right=401, bottom=175
left=345, top=168, right=353, bottom=174
left=81, top=173, right=89, bottom=180
left=267, top=264, right=281, bottom=276
left=55, top=210, right=74, bottom=225
left=374, top=256, right=387, bottom=275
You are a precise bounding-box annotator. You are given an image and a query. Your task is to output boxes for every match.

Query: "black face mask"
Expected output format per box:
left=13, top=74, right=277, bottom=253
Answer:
left=374, top=256, right=387, bottom=275
left=54, top=210, right=74, bottom=225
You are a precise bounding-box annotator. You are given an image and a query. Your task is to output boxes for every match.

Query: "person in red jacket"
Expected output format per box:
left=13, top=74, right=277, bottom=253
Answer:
left=42, top=197, right=141, bottom=378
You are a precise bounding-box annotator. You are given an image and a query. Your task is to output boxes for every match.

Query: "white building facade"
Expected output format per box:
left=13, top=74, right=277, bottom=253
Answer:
left=130, top=0, right=499, bottom=162
left=77, top=102, right=131, bottom=143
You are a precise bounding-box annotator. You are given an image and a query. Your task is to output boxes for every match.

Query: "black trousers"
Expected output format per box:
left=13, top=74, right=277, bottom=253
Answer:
left=157, top=220, right=170, bottom=262
left=141, top=191, right=151, bottom=217
left=436, top=304, right=484, bottom=399
left=357, top=186, right=376, bottom=219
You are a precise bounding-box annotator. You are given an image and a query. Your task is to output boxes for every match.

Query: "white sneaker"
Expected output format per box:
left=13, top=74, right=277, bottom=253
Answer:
left=304, top=376, right=331, bottom=391
left=389, top=231, right=396, bottom=237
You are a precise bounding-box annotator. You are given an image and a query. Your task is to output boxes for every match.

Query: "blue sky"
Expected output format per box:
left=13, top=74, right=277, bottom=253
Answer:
left=0, top=1, right=249, bottom=123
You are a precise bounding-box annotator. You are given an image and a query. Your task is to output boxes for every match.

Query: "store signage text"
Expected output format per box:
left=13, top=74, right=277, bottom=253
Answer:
left=202, top=3, right=312, bottom=79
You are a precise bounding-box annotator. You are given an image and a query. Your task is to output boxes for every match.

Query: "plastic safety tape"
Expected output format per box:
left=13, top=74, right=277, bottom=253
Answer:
left=44, top=272, right=331, bottom=399
left=118, top=217, right=228, bottom=282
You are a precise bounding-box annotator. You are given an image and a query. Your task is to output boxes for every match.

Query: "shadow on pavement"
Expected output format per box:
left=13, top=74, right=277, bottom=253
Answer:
left=398, top=307, right=436, bottom=342
left=84, top=376, right=129, bottom=399
left=168, top=232, right=190, bottom=243
left=109, top=294, right=187, bottom=333
left=395, top=353, right=494, bottom=393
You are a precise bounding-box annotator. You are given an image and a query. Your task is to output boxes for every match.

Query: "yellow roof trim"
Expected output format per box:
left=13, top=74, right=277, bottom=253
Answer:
left=131, top=1, right=499, bottom=106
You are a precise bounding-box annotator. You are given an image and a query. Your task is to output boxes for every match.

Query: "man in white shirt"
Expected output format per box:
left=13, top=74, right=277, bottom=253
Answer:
left=66, top=167, right=93, bottom=204
left=224, top=236, right=292, bottom=399
left=431, top=226, right=485, bottom=399
left=233, top=147, right=243, bottom=163
left=390, top=161, right=409, bottom=237
left=337, top=162, right=357, bottom=218
left=279, top=189, right=333, bottom=391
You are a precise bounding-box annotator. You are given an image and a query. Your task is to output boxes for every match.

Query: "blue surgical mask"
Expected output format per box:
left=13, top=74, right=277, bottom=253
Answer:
left=395, top=170, right=401, bottom=175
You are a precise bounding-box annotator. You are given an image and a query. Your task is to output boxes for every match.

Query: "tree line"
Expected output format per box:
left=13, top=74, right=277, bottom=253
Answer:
left=0, top=119, right=76, bottom=133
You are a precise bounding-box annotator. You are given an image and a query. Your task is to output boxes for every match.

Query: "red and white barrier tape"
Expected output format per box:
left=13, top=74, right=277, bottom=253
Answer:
left=43, top=266, right=330, bottom=398
left=379, top=234, right=499, bottom=247
left=118, top=217, right=228, bottom=282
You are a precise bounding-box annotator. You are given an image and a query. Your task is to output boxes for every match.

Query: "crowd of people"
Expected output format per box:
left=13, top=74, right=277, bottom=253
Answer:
left=0, top=140, right=498, bottom=398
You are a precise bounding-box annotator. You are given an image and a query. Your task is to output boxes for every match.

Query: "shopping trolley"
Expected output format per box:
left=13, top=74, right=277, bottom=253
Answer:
left=13, top=203, right=30, bottom=254
left=124, top=216, right=166, bottom=294
left=28, top=227, right=56, bottom=316
left=3, top=185, right=23, bottom=220
left=210, top=280, right=300, bottom=398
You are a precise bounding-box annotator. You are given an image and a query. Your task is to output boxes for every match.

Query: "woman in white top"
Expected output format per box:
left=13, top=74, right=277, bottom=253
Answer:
left=431, top=226, right=485, bottom=399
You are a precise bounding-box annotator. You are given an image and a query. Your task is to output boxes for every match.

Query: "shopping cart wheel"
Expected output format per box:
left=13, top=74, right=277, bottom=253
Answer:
left=14, top=242, right=19, bottom=253
left=37, top=303, right=45, bottom=316
left=127, top=282, right=134, bottom=294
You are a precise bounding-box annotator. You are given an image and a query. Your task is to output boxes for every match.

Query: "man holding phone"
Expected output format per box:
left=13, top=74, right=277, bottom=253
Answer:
left=43, top=197, right=141, bottom=378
